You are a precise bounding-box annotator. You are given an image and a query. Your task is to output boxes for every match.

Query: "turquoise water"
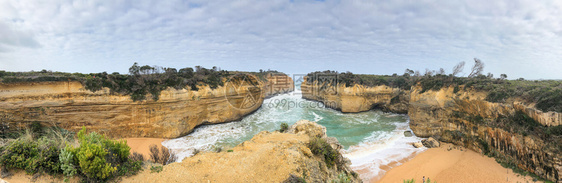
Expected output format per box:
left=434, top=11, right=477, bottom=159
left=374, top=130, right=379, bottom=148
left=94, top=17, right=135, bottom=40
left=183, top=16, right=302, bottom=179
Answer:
left=163, top=91, right=408, bottom=154
left=163, top=82, right=425, bottom=182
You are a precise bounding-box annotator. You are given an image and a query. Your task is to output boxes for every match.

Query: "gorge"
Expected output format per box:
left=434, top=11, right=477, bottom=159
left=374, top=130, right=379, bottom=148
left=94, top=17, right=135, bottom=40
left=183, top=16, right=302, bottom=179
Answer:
left=1, top=71, right=561, bottom=182
left=301, top=77, right=562, bottom=182
left=0, top=73, right=294, bottom=138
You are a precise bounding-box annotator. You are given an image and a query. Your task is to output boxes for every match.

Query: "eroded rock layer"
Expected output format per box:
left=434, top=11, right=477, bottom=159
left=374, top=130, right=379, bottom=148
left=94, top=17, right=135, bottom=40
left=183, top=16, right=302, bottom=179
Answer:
left=122, top=120, right=360, bottom=183
left=301, top=79, right=408, bottom=113
left=0, top=73, right=293, bottom=138
left=301, top=81, right=561, bottom=182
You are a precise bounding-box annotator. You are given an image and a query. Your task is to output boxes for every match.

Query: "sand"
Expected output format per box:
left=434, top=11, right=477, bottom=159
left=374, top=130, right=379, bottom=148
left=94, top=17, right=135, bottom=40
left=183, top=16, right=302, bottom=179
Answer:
left=377, top=143, right=539, bottom=183
left=123, top=138, right=167, bottom=159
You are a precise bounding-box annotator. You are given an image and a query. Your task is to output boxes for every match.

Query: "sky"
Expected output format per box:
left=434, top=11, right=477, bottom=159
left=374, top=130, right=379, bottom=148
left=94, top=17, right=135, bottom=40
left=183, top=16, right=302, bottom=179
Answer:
left=1, top=0, right=561, bottom=79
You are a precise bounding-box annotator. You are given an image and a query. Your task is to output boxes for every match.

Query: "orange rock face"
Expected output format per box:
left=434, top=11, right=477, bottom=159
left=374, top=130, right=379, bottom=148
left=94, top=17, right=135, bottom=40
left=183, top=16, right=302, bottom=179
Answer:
left=0, top=74, right=294, bottom=138
left=301, top=82, right=561, bottom=182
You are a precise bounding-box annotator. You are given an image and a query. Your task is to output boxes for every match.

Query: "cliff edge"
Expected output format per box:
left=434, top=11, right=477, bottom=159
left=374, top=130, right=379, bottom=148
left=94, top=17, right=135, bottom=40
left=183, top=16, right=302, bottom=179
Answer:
left=0, top=73, right=294, bottom=138
left=122, top=120, right=361, bottom=183
left=301, top=80, right=561, bottom=182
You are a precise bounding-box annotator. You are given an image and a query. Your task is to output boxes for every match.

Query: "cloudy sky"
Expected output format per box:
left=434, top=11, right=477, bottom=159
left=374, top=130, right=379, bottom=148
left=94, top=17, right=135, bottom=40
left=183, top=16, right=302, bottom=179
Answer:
left=1, top=0, right=561, bottom=79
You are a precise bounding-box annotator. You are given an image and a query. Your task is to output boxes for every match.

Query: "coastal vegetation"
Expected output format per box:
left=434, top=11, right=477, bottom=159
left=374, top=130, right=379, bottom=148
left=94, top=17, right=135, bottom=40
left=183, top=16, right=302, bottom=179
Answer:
left=0, top=124, right=174, bottom=182
left=279, top=123, right=289, bottom=133
left=303, top=59, right=561, bottom=182
left=305, top=58, right=562, bottom=113
left=149, top=144, right=177, bottom=165
left=308, top=137, right=340, bottom=169
left=0, top=64, right=283, bottom=102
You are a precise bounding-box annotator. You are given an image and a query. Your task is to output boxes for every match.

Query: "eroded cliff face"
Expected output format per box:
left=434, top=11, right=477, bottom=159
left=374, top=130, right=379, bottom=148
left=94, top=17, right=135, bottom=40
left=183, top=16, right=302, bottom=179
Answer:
left=122, top=120, right=360, bottom=183
left=0, top=74, right=293, bottom=138
left=408, top=86, right=561, bottom=181
left=301, top=79, right=409, bottom=113
left=301, top=81, right=561, bottom=182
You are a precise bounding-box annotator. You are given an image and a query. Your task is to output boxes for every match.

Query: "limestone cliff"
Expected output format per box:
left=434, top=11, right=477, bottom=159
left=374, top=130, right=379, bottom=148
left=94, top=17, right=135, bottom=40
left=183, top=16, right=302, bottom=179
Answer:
left=301, top=79, right=408, bottom=113
left=122, top=120, right=361, bottom=183
left=301, top=81, right=561, bottom=182
left=408, top=86, right=561, bottom=181
left=0, top=73, right=293, bottom=138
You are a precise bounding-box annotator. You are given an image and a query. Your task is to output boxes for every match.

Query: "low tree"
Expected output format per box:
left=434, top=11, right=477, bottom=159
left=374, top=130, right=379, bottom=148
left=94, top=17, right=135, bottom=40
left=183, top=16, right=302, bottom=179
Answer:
left=500, top=74, right=507, bottom=80
left=452, top=61, right=465, bottom=77
left=468, top=58, right=485, bottom=78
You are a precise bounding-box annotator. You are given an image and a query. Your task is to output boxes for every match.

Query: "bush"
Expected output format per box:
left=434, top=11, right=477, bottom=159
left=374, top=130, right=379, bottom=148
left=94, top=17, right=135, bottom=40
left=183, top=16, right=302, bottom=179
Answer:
left=63, top=127, right=141, bottom=181
left=403, top=179, right=415, bottom=183
left=149, top=144, right=177, bottom=165
left=117, top=159, right=142, bottom=176
left=546, top=125, right=562, bottom=136
left=510, top=110, right=540, bottom=128
left=72, top=141, right=116, bottom=180
left=486, top=89, right=510, bottom=102
left=331, top=173, right=352, bottom=183
left=59, top=148, right=77, bottom=177
left=308, top=137, right=339, bottom=168
left=150, top=165, right=163, bottom=173
left=283, top=174, right=306, bottom=183
left=129, top=152, right=145, bottom=162
left=0, top=129, right=66, bottom=175
left=279, top=123, right=289, bottom=133
left=0, top=139, right=42, bottom=174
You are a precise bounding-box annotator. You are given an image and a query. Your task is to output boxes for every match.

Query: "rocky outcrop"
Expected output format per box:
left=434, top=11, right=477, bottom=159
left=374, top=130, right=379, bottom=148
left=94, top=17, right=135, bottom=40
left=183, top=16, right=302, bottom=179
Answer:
left=404, top=130, right=413, bottom=137
left=0, top=74, right=293, bottom=138
left=264, top=73, right=295, bottom=97
left=301, top=81, right=561, bottom=182
left=421, top=137, right=440, bottom=148
left=408, top=86, right=561, bottom=181
left=412, top=142, right=423, bottom=148
left=301, top=79, right=408, bottom=113
left=121, top=120, right=361, bottom=183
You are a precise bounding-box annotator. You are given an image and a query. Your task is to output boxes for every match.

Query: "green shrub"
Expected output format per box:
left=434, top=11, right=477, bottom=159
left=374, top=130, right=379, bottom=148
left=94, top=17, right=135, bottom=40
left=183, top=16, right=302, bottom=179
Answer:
left=486, top=89, right=510, bottom=102
left=308, top=137, right=339, bottom=168
left=59, top=147, right=77, bottom=177
left=73, top=141, right=116, bottom=180
left=150, top=165, right=163, bottom=173
left=29, top=122, right=44, bottom=137
left=0, top=139, right=41, bottom=174
left=63, top=127, right=141, bottom=181
left=535, top=89, right=562, bottom=113
left=477, top=138, right=490, bottom=155
left=331, top=173, right=352, bottom=183
left=546, top=125, right=562, bottom=136
left=279, top=123, right=289, bottom=133
left=0, top=133, right=64, bottom=175
left=117, top=159, right=143, bottom=176
left=453, top=85, right=460, bottom=93
left=403, top=179, right=415, bottom=183
left=510, top=110, right=540, bottom=128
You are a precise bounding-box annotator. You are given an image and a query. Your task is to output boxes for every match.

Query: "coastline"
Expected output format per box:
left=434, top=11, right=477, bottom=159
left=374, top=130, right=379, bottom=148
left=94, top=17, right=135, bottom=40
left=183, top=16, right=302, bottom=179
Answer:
left=376, top=142, right=539, bottom=183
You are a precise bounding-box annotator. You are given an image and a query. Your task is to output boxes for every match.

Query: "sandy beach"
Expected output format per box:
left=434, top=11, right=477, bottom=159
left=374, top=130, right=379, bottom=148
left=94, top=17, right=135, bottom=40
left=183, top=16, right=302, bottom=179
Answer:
left=123, top=138, right=167, bottom=159
left=377, top=143, right=539, bottom=183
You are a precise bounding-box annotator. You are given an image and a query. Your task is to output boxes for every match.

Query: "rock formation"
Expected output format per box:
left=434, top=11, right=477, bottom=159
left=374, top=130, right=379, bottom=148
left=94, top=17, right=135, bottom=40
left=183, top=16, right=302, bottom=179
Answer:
left=0, top=73, right=293, bottom=138
left=301, top=80, right=562, bottom=182
left=421, top=137, right=439, bottom=148
left=121, top=120, right=361, bottom=183
left=301, top=78, right=408, bottom=113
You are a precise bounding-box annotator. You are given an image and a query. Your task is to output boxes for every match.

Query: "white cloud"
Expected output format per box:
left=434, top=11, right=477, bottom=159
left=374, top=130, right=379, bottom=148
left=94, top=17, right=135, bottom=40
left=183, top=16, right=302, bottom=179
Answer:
left=0, top=0, right=561, bottom=79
